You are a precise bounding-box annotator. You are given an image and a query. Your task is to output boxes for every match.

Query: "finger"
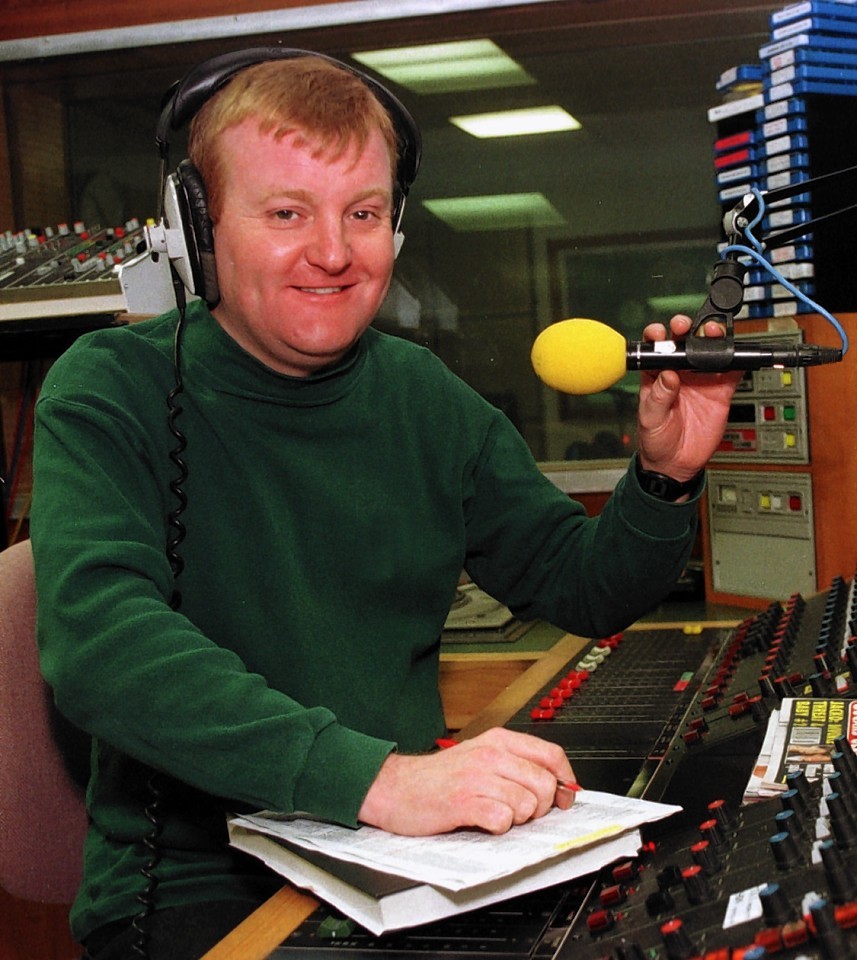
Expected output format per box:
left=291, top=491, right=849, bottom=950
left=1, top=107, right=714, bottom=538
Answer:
left=554, top=781, right=578, bottom=810
left=640, top=367, right=680, bottom=412
left=486, top=728, right=575, bottom=783
left=461, top=797, right=518, bottom=835
left=701, top=318, right=728, bottom=338
left=667, top=314, right=693, bottom=337
left=641, top=322, right=668, bottom=343
left=454, top=775, right=542, bottom=832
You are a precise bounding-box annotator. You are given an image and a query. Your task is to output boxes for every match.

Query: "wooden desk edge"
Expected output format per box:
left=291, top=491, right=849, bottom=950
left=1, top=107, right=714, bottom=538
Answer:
left=200, top=885, right=318, bottom=960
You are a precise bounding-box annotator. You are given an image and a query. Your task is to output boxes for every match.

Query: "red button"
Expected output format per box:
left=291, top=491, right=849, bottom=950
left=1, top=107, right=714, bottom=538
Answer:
left=586, top=909, right=615, bottom=933
left=599, top=884, right=627, bottom=907
left=612, top=860, right=639, bottom=883
left=530, top=707, right=554, bottom=721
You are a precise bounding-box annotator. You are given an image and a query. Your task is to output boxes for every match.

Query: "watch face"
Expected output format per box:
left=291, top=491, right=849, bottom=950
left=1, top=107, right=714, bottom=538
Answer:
left=647, top=476, right=677, bottom=500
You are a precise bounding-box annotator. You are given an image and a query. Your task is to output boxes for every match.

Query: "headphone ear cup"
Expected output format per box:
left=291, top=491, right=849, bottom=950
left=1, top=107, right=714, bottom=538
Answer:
left=171, top=159, right=220, bottom=306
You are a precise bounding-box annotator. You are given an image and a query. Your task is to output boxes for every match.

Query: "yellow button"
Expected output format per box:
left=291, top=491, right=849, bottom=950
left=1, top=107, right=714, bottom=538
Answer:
left=781, top=371, right=793, bottom=387
left=760, top=494, right=771, bottom=509
left=784, top=433, right=796, bottom=448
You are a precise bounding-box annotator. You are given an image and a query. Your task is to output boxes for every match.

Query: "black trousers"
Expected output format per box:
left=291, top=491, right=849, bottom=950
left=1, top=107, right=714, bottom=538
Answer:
left=82, top=899, right=267, bottom=960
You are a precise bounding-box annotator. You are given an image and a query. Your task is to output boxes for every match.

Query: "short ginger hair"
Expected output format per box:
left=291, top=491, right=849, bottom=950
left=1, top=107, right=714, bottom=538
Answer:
left=187, top=56, right=400, bottom=221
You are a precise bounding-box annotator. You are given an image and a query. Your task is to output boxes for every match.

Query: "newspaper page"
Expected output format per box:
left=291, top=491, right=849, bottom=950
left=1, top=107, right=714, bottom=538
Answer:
left=744, top=697, right=857, bottom=801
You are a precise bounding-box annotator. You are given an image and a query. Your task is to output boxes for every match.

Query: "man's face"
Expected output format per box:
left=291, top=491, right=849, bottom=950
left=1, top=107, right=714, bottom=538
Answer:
left=210, top=119, right=397, bottom=376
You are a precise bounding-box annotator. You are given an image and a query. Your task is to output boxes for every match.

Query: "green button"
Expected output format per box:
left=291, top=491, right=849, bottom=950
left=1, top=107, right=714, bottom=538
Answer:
left=318, top=914, right=357, bottom=939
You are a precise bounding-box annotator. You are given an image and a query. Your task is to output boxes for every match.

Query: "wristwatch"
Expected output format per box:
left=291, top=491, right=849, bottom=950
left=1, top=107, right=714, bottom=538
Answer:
left=635, top=459, right=703, bottom=502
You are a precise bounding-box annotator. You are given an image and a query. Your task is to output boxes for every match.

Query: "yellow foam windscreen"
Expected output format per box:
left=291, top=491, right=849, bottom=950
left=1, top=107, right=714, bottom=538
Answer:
left=531, top=318, right=627, bottom=394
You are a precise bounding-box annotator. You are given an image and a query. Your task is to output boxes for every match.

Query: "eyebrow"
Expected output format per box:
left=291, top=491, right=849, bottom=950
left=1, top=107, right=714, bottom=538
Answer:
left=262, top=186, right=393, bottom=206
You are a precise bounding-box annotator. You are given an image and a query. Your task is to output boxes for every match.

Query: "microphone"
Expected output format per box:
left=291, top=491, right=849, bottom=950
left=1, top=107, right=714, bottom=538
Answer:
left=531, top=317, right=843, bottom=395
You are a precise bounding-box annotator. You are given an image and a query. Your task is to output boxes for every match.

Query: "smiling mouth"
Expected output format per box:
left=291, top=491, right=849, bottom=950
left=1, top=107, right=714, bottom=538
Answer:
left=297, top=286, right=347, bottom=295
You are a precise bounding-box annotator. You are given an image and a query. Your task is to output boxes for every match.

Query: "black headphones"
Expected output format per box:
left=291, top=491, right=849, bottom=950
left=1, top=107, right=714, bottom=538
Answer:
left=151, top=47, right=422, bottom=306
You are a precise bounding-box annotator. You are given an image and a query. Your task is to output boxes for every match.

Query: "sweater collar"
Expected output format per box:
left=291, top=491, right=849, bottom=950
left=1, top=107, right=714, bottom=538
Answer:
left=181, top=300, right=368, bottom=405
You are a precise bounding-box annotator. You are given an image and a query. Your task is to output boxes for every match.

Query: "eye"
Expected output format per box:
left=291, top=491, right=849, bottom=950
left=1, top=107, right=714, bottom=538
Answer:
left=274, top=209, right=299, bottom=222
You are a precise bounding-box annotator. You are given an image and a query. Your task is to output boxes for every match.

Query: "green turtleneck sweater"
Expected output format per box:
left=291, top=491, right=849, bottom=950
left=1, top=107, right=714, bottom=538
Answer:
left=31, top=301, right=700, bottom=941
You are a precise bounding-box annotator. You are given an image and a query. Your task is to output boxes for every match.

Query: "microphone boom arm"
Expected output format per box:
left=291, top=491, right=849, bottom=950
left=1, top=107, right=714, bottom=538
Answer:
left=686, top=163, right=857, bottom=362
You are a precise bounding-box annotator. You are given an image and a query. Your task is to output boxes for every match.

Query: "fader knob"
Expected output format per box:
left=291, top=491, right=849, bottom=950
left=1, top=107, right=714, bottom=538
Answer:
left=699, top=818, right=726, bottom=850
left=659, top=918, right=697, bottom=960
left=657, top=865, right=684, bottom=889
left=809, top=898, right=851, bottom=960
left=826, top=792, right=857, bottom=849
left=749, top=695, right=770, bottom=723
left=826, top=773, right=857, bottom=819
left=690, top=839, right=722, bottom=875
left=820, top=839, right=857, bottom=904
left=832, top=748, right=857, bottom=786
left=645, top=888, right=674, bottom=916
left=614, top=943, right=645, bottom=960
left=809, top=671, right=834, bottom=696
left=681, top=865, right=711, bottom=904
left=834, top=734, right=857, bottom=773
left=775, top=808, right=805, bottom=840
left=758, top=673, right=777, bottom=700
left=772, top=674, right=796, bottom=698
left=759, top=881, right=796, bottom=925
left=784, top=768, right=812, bottom=803
left=706, top=798, right=733, bottom=830
left=844, top=641, right=857, bottom=681
left=781, top=786, right=810, bottom=819
left=770, top=829, right=803, bottom=869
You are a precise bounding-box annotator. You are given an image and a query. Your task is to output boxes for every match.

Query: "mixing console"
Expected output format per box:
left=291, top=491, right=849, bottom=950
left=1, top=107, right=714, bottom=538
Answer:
left=0, top=220, right=175, bottom=322
left=273, top=573, right=857, bottom=959
left=504, top=625, right=733, bottom=801
left=558, top=740, right=857, bottom=960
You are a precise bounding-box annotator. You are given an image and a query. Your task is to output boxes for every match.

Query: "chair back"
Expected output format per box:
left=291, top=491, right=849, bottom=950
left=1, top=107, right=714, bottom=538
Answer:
left=0, top=539, right=89, bottom=903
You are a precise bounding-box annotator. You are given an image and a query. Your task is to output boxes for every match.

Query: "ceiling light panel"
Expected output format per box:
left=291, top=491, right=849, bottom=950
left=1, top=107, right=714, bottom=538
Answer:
left=351, top=39, right=534, bottom=94
left=422, top=193, right=565, bottom=232
left=450, top=105, right=581, bottom=138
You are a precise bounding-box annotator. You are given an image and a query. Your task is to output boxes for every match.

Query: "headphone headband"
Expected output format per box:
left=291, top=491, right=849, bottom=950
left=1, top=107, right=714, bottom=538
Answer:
left=155, top=47, right=421, bottom=195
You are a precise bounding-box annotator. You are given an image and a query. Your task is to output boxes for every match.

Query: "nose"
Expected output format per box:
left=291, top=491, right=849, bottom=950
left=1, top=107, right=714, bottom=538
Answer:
left=305, top=215, right=351, bottom=273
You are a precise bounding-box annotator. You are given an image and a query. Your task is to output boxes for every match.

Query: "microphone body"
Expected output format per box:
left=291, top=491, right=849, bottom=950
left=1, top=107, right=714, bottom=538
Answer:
left=627, top=338, right=843, bottom=373
left=531, top=318, right=843, bottom=395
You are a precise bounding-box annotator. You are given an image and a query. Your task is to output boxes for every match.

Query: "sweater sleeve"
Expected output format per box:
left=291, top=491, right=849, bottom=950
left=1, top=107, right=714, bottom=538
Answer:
left=463, top=415, right=701, bottom=637
left=31, top=356, right=393, bottom=828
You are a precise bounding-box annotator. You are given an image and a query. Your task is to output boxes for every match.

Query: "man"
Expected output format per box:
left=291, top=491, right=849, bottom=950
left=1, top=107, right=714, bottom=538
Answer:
left=30, top=53, right=740, bottom=959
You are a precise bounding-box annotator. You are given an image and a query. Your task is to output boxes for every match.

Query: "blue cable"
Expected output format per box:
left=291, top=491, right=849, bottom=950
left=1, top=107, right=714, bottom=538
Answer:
left=725, top=187, right=849, bottom=354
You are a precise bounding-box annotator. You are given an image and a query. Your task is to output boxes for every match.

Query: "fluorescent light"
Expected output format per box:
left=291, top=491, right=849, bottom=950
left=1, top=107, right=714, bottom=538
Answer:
left=450, top=105, right=581, bottom=138
left=422, top=193, right=565, bottom=232
left=351, top=40, right=534, bottom=94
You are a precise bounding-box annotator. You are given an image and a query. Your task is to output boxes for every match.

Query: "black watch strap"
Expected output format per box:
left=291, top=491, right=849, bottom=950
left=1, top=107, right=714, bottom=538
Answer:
left=635, top=459, right=703, bottom=502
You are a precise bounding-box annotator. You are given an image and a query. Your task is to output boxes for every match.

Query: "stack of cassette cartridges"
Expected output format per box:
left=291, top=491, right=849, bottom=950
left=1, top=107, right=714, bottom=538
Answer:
left=709, top=0, right=857, bottom=320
